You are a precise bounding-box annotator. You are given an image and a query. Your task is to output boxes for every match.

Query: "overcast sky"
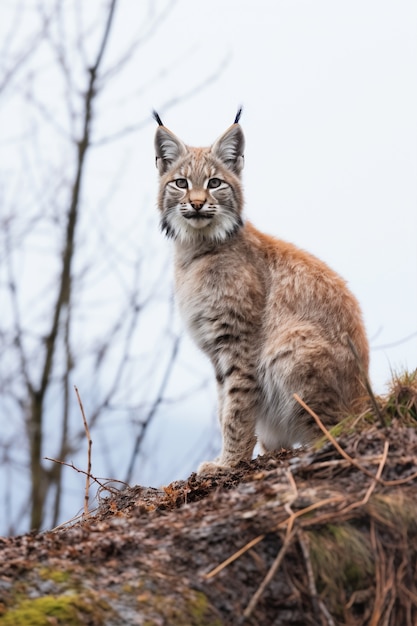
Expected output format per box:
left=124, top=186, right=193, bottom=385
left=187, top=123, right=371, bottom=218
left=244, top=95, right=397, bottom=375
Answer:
left=135, top=0, right=417, bottom=390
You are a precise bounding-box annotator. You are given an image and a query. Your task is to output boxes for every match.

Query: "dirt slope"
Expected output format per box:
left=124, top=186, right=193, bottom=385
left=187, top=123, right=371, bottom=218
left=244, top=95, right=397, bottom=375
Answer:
left=0, top=373, right=416, bottom=626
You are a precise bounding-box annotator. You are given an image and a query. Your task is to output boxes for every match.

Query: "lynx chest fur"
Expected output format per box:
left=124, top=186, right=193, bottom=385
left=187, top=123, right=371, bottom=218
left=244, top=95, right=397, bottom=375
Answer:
left=154, top=110, right=369, bottom=474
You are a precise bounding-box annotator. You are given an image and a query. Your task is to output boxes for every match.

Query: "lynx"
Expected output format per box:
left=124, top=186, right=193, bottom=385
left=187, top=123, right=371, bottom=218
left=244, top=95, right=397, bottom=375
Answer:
left=153, top=109, right=369, bottom=474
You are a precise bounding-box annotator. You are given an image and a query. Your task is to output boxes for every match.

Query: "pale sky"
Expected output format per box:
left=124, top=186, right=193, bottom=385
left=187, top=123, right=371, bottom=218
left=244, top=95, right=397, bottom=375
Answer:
left=134, top=0, right=417, bottom=390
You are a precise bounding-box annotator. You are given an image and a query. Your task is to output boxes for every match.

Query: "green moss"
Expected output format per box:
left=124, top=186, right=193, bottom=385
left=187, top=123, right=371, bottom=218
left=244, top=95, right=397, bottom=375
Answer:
left=38, top=567, right=71, bottom=584
left=186, top=591, right=222, bottom=626
left=307, top=523, right=374, bottom=615
left=138, top=589, right=222, bottom=626
left=366, top=493, right=417, bottom=532
left=0, top=593, right=109, bottom=626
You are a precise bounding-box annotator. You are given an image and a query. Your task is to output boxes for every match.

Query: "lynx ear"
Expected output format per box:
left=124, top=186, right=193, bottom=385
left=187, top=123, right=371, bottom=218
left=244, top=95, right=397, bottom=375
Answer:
left=211, top=118, right=245, bottom=176
left=153, top=112, right=187, bottom=175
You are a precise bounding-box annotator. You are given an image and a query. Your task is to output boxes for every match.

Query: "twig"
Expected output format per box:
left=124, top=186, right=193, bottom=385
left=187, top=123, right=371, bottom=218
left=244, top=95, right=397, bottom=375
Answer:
left=124, top=334, right=181, bottom=484
left=369, top=519, right=384, bottom=626
left=285, top=466, right=298, bottom=498
left=306, top=456, right=386, bottom=471
left=50, top=508, right=97, bottom=532
left=298, top=530, right=336, bottom=626
left=343, top=440, right=390, bottom=514
left=294, top=394, right=380, bottom=482
left=277, top=496, right=344, bottom=531
left=74, top=385, right=91, bottom=517
left=204, top=533, right=266, bottom=580
left=347, top=336, right=386, bottom=426
left=295, top=394, right=417, bottom=488
left=243, top=529, right=295, bottom=619
left=298, top=531, right=321, bottom=623
left=204, top=496, right=343, bottom=580
left=44, top=457, right=127, bottom=496
left=382, top=469, right=417, bottom=487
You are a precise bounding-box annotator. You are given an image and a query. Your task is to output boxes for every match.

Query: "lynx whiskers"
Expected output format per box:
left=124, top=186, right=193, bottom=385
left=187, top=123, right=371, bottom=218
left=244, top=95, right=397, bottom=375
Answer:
left=154, top=110, right=369, bottom=474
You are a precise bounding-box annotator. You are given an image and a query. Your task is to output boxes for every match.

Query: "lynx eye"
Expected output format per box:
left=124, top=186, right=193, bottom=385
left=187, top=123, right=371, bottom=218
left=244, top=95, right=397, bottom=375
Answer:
left=207, top=178, right=221, bottom=189
left=175, top=178, right=188, bottom=189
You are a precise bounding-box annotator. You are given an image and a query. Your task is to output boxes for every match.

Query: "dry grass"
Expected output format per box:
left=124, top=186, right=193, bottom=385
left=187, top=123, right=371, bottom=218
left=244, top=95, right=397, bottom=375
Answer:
left=1, top=370, right=416, bottom=626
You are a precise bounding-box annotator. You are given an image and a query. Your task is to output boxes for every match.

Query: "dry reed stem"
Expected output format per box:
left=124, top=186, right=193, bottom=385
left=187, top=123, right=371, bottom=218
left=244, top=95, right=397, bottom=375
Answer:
left=75, top=385, right=92, bottom=517
left=285, top=466, right=298, bottom=498
left=382, top=469, right=417, bottom=487
left=204, top=533, right=266, bottom=580
left=369, top=518, right=391, bottom=626
left=295, top=394, right=417, bottom=488
left=204, top=495, right=343, bottom=580
left=342, top=440, right=390, bottom=515
left=294, top=393, right=383, bottom=482
left=347, top=336, right=386, bottom=427
left=298, top=530, right=336, bottom=626
left=243, top=528, right=295, bottom=619
left=49, top=508, right=98, bottom=532
left=297, top=531, right=321, bottom=622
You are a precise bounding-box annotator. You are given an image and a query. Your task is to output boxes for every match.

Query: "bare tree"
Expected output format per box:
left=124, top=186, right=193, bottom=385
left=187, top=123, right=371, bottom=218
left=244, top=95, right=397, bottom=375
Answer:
left=0, top=0, right=223, bottom=534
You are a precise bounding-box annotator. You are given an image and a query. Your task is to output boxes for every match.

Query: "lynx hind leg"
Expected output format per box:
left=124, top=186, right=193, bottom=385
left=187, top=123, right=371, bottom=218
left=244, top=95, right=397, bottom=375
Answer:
left=259, top=324, right=352, bottom=448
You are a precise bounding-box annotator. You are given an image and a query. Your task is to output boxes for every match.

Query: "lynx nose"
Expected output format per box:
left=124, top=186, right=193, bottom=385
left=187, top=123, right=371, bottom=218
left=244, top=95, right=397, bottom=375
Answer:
left=190, top=200, right=205, bottom=212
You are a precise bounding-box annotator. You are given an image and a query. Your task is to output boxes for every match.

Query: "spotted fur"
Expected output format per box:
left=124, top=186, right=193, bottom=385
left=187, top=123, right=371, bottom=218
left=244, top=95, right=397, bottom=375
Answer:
left=154, top=114, right=369, bottom=473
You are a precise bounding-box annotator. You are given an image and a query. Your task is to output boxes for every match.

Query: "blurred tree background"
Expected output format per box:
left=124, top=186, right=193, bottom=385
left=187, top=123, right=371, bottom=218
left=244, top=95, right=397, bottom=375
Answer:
left=0, top=0, right=220, bottom=535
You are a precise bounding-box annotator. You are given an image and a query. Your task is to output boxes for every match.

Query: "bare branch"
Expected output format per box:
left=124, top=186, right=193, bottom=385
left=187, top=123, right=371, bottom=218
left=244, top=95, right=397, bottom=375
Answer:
left=93, top=52, right=231, bottom=146
left=28, top=0, right=120, bottom=531
left=44, top=457, right=127, bottom=496
left=98, top=0, right=178, bottom=83
left=0, top=6, right=53, bottom=94
left=372, top=331, right=417, bottom=351
left=75, top=385, right=92, bottom=517
left=124, top=334, right=181, bottom=484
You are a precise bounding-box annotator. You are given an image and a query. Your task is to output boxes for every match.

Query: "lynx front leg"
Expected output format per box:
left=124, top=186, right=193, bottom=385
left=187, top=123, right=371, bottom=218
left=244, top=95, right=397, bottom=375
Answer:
left=198, top=364, right=259, bottom=474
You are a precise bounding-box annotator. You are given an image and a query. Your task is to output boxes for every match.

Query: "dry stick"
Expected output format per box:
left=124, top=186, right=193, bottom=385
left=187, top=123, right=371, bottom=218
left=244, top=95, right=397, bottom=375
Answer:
left=74, top=385, right=92, bottom=517
left=382, top=469, right=417, bottom=487
left=204, top=495, right=343, bottom=580
left=243, top=528, right=295, bottom=619
left=204, top=534, right=266, bottom=580
left=204, top=468, right=296, bottom=581
left=343, top=440, right=390, bottom=515
left=347, top=336, right=386, bottom=427
left=294, top=394, right=417, bottom=488
left=44, top=457, right=127, bottom=496
left=285, top=466, right=298, bottom=498
left=50, top=510, right=95, bottom=533
left=307, top=456, right=385, bottom=471
left=298, top=530, right=336, bottom=626
left=369, top=519, right=383, bottom=626
left=398, top=583, right=417, bottom=606
left=294, top=394, right=381, bottom=482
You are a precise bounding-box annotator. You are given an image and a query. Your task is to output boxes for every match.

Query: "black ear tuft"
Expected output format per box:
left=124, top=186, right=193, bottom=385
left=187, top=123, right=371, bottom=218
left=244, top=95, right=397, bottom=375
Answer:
left=234, top=106, right=243, bottom=125
left=152, top=110, right=164, bottom=126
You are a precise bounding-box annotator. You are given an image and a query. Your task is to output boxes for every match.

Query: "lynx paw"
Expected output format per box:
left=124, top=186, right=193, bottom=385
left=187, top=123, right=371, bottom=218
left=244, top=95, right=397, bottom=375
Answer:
left=197, top=459, right=229, bottom=475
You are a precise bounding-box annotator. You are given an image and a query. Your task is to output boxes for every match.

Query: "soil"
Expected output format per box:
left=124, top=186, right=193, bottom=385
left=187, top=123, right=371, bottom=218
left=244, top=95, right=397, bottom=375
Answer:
left=0, top=375, right=416, bottom=625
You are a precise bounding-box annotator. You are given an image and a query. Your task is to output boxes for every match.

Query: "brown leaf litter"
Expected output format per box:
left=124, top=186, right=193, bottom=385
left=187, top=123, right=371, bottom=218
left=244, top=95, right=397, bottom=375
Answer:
left=0, top=371, right=416, bottom=625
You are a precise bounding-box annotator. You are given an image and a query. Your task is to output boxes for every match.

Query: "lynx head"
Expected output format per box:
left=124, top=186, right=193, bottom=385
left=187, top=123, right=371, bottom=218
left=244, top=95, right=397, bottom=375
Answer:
left=154, top=109, right=245, bottom=244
